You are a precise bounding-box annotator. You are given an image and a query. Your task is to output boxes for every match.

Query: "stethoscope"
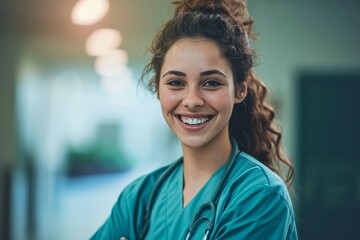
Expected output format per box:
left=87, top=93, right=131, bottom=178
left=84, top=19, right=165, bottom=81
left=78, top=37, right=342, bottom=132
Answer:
left=140, top=141, right=240, bottom=240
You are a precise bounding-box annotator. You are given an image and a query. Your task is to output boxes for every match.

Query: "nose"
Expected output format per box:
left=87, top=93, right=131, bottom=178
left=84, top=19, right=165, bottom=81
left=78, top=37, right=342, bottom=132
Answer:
left=182, top=87, right=204, bottom=110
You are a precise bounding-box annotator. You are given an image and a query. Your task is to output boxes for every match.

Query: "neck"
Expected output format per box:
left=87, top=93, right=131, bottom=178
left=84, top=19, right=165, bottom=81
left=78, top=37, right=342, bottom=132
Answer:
left=181, top=135, right=232, bottom=207
left=182, top=132, right=232, bottom=173
left=182, top=141, right=232, bottom=177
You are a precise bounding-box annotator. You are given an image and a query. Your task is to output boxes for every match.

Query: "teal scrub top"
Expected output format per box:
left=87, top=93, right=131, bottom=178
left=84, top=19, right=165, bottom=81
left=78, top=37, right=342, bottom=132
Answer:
left=90, top=145, right=298, bottom=240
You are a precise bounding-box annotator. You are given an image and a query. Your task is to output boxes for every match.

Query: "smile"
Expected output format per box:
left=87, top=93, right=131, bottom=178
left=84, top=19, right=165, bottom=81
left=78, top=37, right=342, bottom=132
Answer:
left=178, top=115, right=213, bottom=126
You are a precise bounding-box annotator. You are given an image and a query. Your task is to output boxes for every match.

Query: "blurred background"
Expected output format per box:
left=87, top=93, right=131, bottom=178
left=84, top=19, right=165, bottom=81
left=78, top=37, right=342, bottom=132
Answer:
left=0, top=0, right=359, bottom=239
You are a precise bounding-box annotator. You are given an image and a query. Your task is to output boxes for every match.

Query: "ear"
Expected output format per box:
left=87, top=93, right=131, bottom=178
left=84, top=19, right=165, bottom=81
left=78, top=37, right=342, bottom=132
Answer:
left=235, top=82, right=248, bottom=103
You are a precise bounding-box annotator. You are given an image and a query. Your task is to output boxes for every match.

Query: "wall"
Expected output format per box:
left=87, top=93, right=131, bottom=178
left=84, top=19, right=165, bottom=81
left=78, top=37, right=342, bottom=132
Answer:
left=0, top=33, right=18, bottom=240
left=249, top=0, right=360, bottom=166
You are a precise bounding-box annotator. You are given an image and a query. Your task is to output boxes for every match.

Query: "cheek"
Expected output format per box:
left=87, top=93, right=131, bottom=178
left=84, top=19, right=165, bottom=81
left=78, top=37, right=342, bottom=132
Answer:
left=159, top=89, right=179, bottom=113
left=205, top=91, right=235, bottom=112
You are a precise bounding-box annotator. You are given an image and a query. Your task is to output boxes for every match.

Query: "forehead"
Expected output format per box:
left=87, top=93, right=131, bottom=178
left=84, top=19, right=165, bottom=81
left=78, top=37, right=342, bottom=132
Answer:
left=161, top=38, right=231, bottom=74
left=169, top=37, right=222, bottom=54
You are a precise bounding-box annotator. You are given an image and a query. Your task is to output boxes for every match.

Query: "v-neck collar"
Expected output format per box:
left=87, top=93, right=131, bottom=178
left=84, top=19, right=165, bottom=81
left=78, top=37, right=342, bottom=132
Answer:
left=148, top=139, right=240, bottom=239
left=163, top=161, right=226, bottom=238
left=179, top=163, right=226, bottom=210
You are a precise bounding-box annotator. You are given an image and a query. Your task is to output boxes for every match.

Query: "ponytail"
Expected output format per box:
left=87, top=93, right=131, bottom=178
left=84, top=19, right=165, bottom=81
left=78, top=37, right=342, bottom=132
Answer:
left=230, top=71, right=295, bottom=186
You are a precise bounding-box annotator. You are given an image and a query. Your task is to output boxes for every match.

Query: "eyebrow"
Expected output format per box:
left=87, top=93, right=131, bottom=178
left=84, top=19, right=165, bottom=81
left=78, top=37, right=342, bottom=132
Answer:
left=200, top=70, right=226, bottom=78
left=162, top=70, right=186, bottom=78
left=162, top=69, right=226, bottom=78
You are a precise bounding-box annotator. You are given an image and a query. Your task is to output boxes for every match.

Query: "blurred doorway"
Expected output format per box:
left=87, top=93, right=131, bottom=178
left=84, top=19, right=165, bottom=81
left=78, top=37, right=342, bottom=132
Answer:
left=297, top=72, right=360, bottom=240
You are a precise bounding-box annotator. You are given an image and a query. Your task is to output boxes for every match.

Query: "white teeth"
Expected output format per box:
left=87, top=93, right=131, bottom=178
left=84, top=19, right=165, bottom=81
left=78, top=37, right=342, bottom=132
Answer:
left=180, top=116, right=210, bottom=125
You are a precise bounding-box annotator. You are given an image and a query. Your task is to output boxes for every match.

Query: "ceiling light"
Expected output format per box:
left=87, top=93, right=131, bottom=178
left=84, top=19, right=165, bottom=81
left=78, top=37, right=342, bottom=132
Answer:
left=71, top=0, right=110, bottom=25
left=85, top=28, right=122, bottom=56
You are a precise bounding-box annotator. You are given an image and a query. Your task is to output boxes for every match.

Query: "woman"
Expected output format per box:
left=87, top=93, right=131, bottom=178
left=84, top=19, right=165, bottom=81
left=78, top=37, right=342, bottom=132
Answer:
left=91, top=0, right=298, bottom=239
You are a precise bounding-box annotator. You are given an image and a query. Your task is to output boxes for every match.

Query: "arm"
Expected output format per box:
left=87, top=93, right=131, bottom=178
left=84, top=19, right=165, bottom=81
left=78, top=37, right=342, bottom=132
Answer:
left=89, top=171, right=162, bottom=240
left=213, top=186, right=298, bottom=240
left=90, top=192, right=132, bottom=240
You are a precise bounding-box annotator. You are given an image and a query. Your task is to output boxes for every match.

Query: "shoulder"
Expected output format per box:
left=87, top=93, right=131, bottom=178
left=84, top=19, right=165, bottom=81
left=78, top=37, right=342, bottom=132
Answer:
left=237, top=152, right=290, bottom=196
left=223, top=151, right=295, bottom=212
left=121, top=163, right=171, bottom=202
left=213, top=152, right=298, bottom=239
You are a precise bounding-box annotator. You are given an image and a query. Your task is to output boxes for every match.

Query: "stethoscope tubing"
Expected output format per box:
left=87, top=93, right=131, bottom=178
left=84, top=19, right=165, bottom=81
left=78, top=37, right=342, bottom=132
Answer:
left=185, top=150, right=240, bottom=240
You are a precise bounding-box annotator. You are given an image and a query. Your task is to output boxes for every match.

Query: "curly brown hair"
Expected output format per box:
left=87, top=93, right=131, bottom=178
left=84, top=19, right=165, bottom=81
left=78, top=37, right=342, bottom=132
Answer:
left=141, top=0, right=295, bottom=186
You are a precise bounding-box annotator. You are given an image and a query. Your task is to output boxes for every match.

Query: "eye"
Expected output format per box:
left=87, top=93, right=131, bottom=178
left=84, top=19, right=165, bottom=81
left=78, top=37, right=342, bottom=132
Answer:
left=203, top=80, right=222, bottom=88
left=166, top=79, right=184, bottom=87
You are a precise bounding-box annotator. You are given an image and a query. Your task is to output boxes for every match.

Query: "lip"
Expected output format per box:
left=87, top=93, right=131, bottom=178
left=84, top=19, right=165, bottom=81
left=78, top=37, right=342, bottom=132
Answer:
left=175, top=114, right=214, bottom=132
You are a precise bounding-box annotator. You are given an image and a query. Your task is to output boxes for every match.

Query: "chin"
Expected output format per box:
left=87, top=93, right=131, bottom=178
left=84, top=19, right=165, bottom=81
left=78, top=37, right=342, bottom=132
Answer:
left=178, top=135, right=213, bottom=150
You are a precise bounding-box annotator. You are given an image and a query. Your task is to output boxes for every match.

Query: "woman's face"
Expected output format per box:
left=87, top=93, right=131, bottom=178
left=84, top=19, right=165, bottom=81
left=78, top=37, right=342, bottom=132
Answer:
left=158, top=38, right=242, bottom=150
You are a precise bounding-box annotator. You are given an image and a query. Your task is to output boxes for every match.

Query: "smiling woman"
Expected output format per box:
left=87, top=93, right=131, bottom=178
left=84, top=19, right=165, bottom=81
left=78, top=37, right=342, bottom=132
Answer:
left=90, top=0, right=298, bottom=239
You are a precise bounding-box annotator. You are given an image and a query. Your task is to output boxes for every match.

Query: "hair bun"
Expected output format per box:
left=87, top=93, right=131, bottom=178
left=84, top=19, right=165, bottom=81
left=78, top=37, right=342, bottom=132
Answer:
left=172, top=0, right=256, bottom=40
